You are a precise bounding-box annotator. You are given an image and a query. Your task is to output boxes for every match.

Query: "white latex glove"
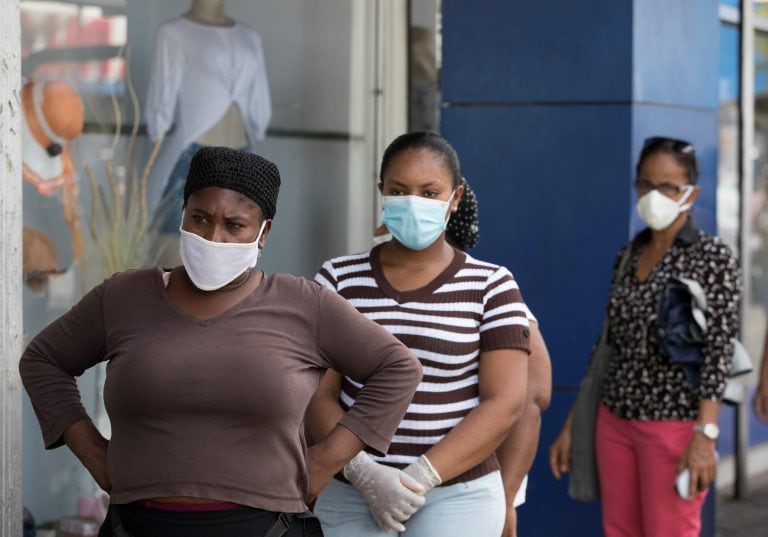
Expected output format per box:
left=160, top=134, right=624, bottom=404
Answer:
left=343, top=452, right=427, bottom=532
left=402, top=454, right=442, bottom=492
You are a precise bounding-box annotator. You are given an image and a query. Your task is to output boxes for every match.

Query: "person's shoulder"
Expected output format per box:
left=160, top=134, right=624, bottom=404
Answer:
left=104, top=266, right=158, bottom=284
left=268, top=272, right=354, bottom=311
left=267, top=271, right=315, bottom=287
left=696, top=231, right=737, bottom=261
left=461, top=252, right=513, bottom=279
left=101, top=266, right=160, bottom=291
left=266, top=272, right=324, bottom=298
left=86, top=267, right=161, bottom=306
left=157, top=17, right=188, bottom=36
left=320, top=250, right=373, bottom=275
left=233, top=22, right=264, bottom=44
left=325, top=249, right=373, bottom=267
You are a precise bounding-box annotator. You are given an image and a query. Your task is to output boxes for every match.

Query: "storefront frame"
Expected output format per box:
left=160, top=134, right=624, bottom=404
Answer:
left=1, top=0, right=23, bottom=534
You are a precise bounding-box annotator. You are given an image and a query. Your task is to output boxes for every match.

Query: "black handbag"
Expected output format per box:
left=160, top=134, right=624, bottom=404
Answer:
left=568, top=246, right=632, bottom=502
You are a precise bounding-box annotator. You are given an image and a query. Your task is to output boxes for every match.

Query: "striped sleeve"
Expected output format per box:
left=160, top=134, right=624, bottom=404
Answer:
left=314, top=259, right=339, bottom=291
left=480, top=267, right=531, bottom=353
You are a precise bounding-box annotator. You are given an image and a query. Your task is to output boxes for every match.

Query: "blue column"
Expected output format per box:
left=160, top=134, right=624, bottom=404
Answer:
left=440, top=2, right=720, bottom=535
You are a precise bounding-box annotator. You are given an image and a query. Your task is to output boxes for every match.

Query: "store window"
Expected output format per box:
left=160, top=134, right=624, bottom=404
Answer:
left=747, top=6, right=768, bottom=366
left=408, top=0, right=440, bottom=132
left=718, top=18, right=741, bottom=254
left=19, top=0, right=386, bottom=526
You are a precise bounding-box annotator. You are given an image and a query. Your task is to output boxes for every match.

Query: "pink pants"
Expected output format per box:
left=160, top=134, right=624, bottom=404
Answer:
left=595, top=404, right=708, bottom=537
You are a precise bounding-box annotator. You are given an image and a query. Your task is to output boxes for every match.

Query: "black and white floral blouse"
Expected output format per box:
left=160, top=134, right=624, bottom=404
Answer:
left=600, top=218, right=742, bottom=421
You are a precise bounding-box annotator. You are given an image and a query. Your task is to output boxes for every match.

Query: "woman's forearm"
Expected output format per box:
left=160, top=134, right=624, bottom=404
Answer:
left=696, top=399, right=720, bottom=425
left=63, top=419, right=108, bottom=465
left=497, top=323, right=551, bottom=500
left=306, top=371, right=346, bottom=444
left=424, top=395, right=525, bottom=483
left=62, top=419, right=111, bottom=491
left=496, top=402, right=541, bottom=504
left=421, top=349, right=528, bottom=482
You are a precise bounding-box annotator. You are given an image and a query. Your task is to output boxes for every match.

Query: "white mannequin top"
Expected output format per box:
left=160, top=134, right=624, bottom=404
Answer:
left=145, top=16, right=271, bottom=146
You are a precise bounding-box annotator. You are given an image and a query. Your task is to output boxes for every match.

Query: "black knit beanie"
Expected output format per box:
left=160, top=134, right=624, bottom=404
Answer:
left=184, top=147, right=281, bottom=220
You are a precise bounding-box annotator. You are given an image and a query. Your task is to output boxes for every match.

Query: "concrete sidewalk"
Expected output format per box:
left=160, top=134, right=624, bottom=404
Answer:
left=716, top=471, right=768, bottom=536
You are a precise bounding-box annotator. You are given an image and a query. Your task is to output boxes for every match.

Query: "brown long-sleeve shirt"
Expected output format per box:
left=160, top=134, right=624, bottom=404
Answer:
left=20, top=267, right=422, bottom=512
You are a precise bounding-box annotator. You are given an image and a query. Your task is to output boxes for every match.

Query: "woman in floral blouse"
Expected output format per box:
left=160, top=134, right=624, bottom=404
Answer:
left=549, top=136, right=741, bottom=537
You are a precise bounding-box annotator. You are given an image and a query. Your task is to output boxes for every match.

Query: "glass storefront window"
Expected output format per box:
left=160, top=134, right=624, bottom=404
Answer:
left=20, top=0, right=385, bottom=526
left=747, top=17, right=768, bottom=369
left=408, top=0, right=440, bottom=132
left=718, top=22, right=741, bottom=255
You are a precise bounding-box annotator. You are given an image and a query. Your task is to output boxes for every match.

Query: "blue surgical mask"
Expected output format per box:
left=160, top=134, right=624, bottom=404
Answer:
left=381, top=194, right=452, bottom=251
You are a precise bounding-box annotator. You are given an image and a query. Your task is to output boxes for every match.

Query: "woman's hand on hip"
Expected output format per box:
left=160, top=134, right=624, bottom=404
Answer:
left=306, top=445, right=336, bottom=502
left=306, top=424, right=366, bottom=502
left=63, top=419, right=112, bottom=492
left=677, top=432, right=717, bottom=499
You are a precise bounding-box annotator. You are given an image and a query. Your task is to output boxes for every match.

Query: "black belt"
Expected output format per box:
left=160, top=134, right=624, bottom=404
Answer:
left=109, top=505, right=302, bottom=537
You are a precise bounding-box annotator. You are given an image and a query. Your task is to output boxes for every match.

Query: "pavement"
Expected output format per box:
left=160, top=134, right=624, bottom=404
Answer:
left=716, top=471, right=768, bottom=536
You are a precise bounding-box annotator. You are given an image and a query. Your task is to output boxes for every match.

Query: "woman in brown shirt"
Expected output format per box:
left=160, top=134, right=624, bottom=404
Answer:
left=20, top=147, right=422, bottom=537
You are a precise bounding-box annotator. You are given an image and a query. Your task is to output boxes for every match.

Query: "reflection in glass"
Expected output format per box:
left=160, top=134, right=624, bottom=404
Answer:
left=409, top=0, right=440, bottom=132
left=746, top=28, right=768, bottom=362
left=19, top=0, right=381, bottom=528
left=718, top=22, right=740, bottom=255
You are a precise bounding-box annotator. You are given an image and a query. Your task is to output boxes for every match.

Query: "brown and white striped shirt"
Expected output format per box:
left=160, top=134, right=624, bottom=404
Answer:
left=315, top=245, right=531, bottom=485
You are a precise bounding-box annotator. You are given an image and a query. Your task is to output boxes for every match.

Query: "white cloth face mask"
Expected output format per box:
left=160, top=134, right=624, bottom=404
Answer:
left=179, top=219, right=266, bottom=291
left=21, top=115, right=64, bottom=182
left=636, top=186, right=694, bottom=231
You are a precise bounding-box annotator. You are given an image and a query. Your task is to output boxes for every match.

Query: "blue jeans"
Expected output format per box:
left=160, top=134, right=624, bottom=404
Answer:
left=314, top=471, right=505, bottom=537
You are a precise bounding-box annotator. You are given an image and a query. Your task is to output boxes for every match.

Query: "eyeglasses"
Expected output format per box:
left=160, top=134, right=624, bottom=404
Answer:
left=642, top=136, right=696, bottom=156
left=634, top=179, right=692, bottom=197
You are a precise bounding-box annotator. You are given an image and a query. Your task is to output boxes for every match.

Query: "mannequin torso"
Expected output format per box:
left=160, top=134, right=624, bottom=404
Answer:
left=196, top=103, right=248, bottom=148
left=183, top=0, right=248, bottom=148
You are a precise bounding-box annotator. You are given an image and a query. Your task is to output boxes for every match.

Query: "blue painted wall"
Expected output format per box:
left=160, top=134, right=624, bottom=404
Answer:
left=441, top=1, right=720, bottom=535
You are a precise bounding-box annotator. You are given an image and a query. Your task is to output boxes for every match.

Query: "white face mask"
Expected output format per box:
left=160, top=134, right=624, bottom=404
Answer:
left=21, top=114, right=64, bottom=184
left=636, top=187, right=694, bottom=231
left=178, top=220, right=267, bottom=291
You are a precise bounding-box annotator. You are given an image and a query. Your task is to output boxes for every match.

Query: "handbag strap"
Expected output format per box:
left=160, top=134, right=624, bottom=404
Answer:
left=597, top=245, right=634, bottom=346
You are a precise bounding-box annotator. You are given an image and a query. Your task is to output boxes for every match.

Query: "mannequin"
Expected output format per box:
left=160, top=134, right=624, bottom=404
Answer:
left=184, top=0, right=233, bottom=27
left=145, top=0, right=271, bottom=264
left=183, top=0, right=248, bottom=149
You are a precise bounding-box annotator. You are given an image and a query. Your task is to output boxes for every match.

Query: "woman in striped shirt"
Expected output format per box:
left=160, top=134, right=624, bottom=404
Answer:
left=308, top=132, right=533, bottom=537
